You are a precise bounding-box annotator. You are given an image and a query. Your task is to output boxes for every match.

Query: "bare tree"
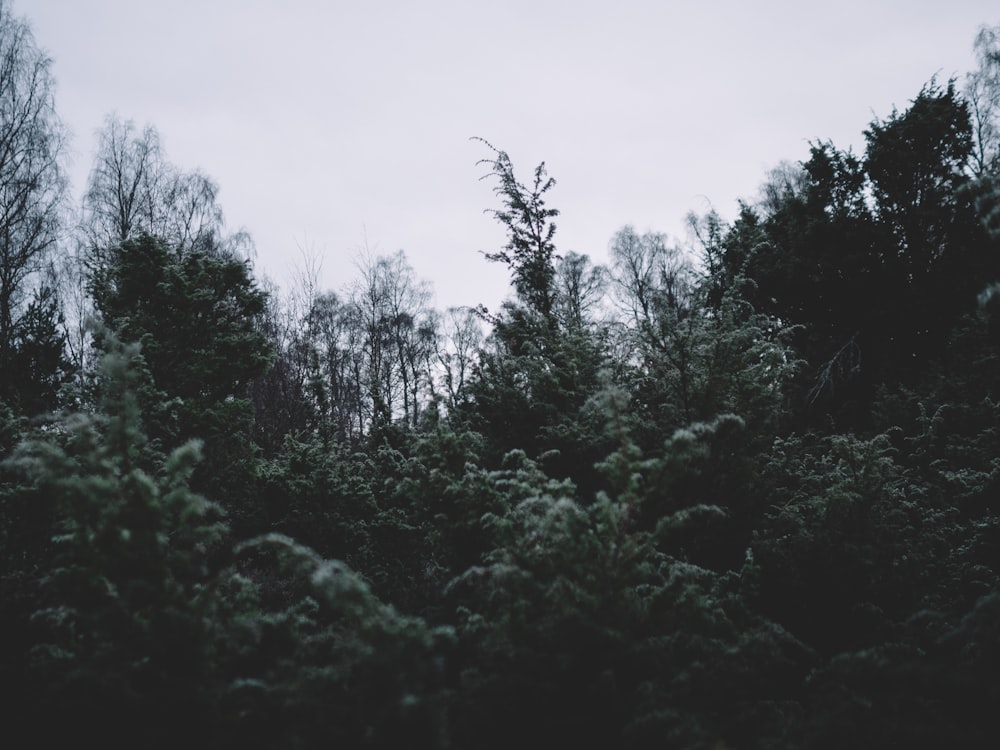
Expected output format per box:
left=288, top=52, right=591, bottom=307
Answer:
left=81, top=115, right=163, bottom=255
left=554, top=251, right=607, bottom=331
left=609, top=226, right=694, bottom=335
left=0, top=0, right=66, bottom=366
left=436, top=306, right=484, bottom=411
left=966, top=24, right=1000, bottom=176
left=608, top=226, right=705, bottom=421
left=757, top=160, right=808, bottom=216
left=352, top=250, right=435, bottom=430
left=81, top=114, right=246, bottom=269
left=292, top=291, right=357, bottom=441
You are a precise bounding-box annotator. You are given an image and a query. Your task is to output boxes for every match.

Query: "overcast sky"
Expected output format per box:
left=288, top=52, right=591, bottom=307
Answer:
left=24, top=1, right=1000, bottom=313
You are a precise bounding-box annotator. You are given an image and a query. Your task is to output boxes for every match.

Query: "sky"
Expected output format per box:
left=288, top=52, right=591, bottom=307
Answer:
left=24, top=0, right=1000, bottom=314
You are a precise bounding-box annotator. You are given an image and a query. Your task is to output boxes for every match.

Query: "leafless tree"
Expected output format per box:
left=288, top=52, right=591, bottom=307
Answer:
left=0, top=0, right=67, bottom=364
left=554, top=251, right=608, bottom=331
left=352, top=249, right=435, bottom=430
left=757, top=160, right=808, bottom=217
left=81, top=115, right=162, bottom=254
left=609, top=226, right=694, bottom=336
left=966, top=24, right=1000, bottom=176
left=436, top=306, right=484, bottom=411
left=81, top=114, right=246, bottom=271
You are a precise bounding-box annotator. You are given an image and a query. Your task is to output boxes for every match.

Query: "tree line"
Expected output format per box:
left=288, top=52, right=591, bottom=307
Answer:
left=3, top=1, right=1000, bottom=747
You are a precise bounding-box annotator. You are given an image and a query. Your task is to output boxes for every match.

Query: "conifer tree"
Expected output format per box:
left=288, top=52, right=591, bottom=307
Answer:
left=5, top=332, right=228, bottom=747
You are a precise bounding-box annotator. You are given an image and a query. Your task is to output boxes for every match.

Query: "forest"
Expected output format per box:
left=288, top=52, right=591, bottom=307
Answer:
left=3, top=4, right=1000, bottom=748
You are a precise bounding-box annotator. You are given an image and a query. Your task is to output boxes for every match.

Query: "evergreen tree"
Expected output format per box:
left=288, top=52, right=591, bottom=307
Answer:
left=477, top=138, right=560, bottom=321
left=90, top=233, right=271, bottom=520
left=4, top=334, right=228, bottom=748
left=1, top=283, right=72, bottom=414
left=718, top=81, right=1000, bottom=424
left=464, top=144, right=611, bottom=481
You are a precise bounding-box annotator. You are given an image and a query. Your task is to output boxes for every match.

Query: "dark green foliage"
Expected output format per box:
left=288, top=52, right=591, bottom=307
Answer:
left=8, top=25, right=1000, bottom=744
left=444, top=409, right=812, bottom=749
left=743, top=413, right=1000, bottom=746
left=864, top=81, right=995, bottom=368
left=463, top=146, right=622, bottom=487
left=3, top=337, right=229, bottom=747
left=90, top=233, right=271, bottom=516
left=0, top=332, right=450, bottom=749
left=219, top=533, right=450, bottom=750
left=255, top=436, right=377, bottom=561
left=477, top=138, right=560, bottom=320
left=255, top=423, right=502, bottom=622
left=91, top=235, right=270, bottom=405
left=463, top=305, right=611, bottom=480
left=0, top=283, right=71, bottom=414
left=722, top=81, right=1000, bottom=425
left=610, top=224, right=801, bottom=453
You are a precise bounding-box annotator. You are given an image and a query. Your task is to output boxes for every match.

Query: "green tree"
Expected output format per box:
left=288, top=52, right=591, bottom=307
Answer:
left=1, top=282, right=71, bottom=414
left=4, top=335, right=229, bottom=748
left=90, top=234, right=271, bottom=518
left=2, top=332, right=451, bottom=748
left=609, top=224, right=799, bottom=448
left=464, top=145, right=611, bottom=482
left=220, top=533, right=450, bottom=749
left=719, top=82, right=999, bottom=423
left=864, top=81, right=988, bottom=357
left=447, top=401, right=807, bottom=749
left=477, top=138, right=560, bottom=321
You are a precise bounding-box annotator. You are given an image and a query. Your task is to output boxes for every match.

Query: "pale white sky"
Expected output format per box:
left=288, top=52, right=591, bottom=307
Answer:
left=25, top=0, right=1000, bottom=313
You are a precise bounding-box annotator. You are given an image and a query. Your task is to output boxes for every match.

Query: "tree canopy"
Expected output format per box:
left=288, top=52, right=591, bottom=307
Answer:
left=2, top=11, right=1000, bottom=748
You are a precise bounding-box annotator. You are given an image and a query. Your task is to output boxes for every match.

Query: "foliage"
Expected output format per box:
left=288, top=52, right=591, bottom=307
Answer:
left=444, top=403, right=812, bottom=749
left=6, top=15, right=1000, bottom=743
left=1, top=333, right=450, bottom=749
left=609, top=225, right=801, bottom=449
left=90, top=233, right=271, bottom=514
left=0, top=282, right=72, bottom=414
left=3, top=336, right=228, bottom=747
left=719, top=81, right=1000, bottom=426
left=477, top=138, right=560, bottom=320
left=220, top=533, right=450, bottom=749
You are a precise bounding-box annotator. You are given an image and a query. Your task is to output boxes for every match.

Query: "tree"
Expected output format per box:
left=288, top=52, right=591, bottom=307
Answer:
left=554, top=251, right=608, bottom=332
left=247, top=276, right=316, bottom=455
left=463, top=146, right=612, bottom=478
left=477, top=138, right=560, bottom=320
left=966, top=23, right=1000, bottom=176
left=350, top=249, right=436, bottom=434
left=90, top=234, right=271, bottom=516
left=81, top=114, right=248, bottom=269
left=608, top=224, right=798, bottom=447
left=3, top=281, right=71, bottom=413
left=302, top=290, right=367, bottom=442
left=865, top=82, right=974, bottom=273
left=446, top=404, right=803, bottom=749
left=81, top=115, right=163, bottom=252
left=2, top=333, right=230, bottom=748
left=738, top=144, right=880, bottom=415
left=863, top=82, right=996, bottom=380
left=436, top=306, right=484, bottom=412
left=0, top=0, right=66, bottom=396
left=713, top=82, right=1000, bottom=424
left=3, top=333, right=450, bottom=748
